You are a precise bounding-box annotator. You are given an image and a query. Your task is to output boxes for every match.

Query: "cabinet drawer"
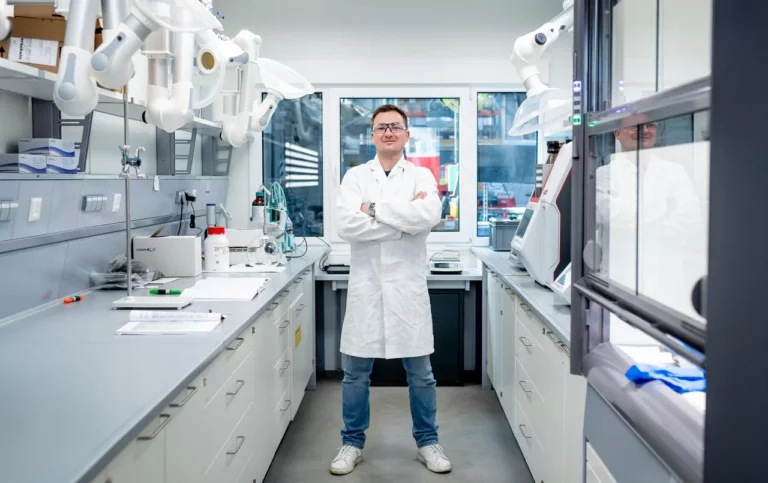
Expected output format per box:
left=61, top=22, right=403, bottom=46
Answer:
left=165, top=372, right=209, bottom=483
left=517, top=300, right=565, bottom=359
left=205, top=351, right=255, bottom=458
left=516, top=318, right=564, bottom=405
left=272, top=386, right=292, bottom=443
left=273, top=347, right=292, bottom=407
left=514, top=358, right=559, bottom=451
left=205, top=402, right=256, bottom=483
left=513, top=399, right=545, bottom=483
left=202, top=330, right=254, bottom=406
left=107, top=413, right=169, bottom=483
left=587, top=442, right=617, bottom=483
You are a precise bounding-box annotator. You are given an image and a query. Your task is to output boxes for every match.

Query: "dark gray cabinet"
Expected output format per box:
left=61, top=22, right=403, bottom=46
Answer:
left=370, top=290, right=465, bottom=386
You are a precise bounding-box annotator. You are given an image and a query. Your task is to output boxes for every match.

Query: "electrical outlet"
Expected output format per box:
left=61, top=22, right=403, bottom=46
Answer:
left=0, top=200, right=19, bottom=222
left=154, top=176, right=160, bottom=191
left=175, top=190, right=185, bottom=204
left=82, top=195, right=107, bottom=212
left=28, top=197, right=42, bottom=222
left=112, top=193, right=122, bottom=213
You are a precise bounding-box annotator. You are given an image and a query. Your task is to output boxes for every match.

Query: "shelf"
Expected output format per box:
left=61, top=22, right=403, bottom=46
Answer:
left=478, top=138, right=537, bottom=147
left=0, top=58, right=222, bottom=137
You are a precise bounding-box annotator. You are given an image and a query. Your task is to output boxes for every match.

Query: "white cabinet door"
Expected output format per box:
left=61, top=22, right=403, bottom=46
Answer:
left=563, top=353, right=587, bottom=483
left=107, top=414, right=169, bottom=483
left=487, top=272, right=503, bottom=387
left=500, top=286, right=517, bottom=424
left=290, top=290, right=312, bottom=419
left=586, top=442, right=617, bottom=483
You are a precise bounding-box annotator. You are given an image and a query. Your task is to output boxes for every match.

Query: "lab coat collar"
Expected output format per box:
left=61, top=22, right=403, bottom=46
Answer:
left=368, top=156, right=407, bottom=180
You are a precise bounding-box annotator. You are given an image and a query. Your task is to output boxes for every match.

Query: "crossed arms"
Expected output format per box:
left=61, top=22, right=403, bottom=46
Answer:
left=336, top=169, right=442, bottom=243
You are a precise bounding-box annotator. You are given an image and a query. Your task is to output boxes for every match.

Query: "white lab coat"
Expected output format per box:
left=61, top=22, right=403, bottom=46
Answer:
left=596, top=151, right=706, bottom=320
left=336, top=157, right=443, bottom=359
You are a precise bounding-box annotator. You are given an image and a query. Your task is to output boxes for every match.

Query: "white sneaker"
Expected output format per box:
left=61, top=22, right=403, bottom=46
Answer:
left=330, top=445, right=363, bottom=475
left=417, top=444, right=452, bottom=473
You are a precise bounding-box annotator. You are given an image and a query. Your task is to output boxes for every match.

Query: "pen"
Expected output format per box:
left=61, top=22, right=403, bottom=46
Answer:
left=149, top=289, right=183, bottom=295
left=63, top=295, right=85, bottom=304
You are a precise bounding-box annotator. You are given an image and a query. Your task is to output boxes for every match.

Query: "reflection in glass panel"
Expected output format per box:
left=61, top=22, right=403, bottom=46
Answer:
left=340, top=98, right=460, bottom=232
left=611, top=0, right=659, bottom=105
left=591, top=112, right=709, bottom=327
left=262, top=93, right=324, bottom=237
left=611, top=0, right=712, bottom=106
left=476, top=93, right=537, bottom=237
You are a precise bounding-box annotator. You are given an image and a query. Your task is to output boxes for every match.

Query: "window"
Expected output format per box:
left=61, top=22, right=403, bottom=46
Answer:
left=262, top=93, right=324, bottom=237
left=339, top=97, right=460, bottom=232
left=476, top=93, right=537, bottom=237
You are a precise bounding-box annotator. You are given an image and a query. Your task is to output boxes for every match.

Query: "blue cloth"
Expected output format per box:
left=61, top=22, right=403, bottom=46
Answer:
left=625, top=363, right=706, bottom=393
left=341, top=354, right=439, bottom=449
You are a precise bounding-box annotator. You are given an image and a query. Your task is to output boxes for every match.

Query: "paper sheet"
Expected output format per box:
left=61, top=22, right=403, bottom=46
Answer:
left=129, top=310, right=223, bottom=322
left=220, top=264, right=286, bottom=273
left=182, top=277, right=268, bottom=301
left=10, top=37, right=58, bottom=67
left=117, top=320, right=221, bottom=335
left=146, top=278, right=179, bottom=285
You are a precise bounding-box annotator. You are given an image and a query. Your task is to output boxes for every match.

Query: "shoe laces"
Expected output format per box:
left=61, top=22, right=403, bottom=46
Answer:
left=335, top=445, right=358, bottom=462
left=425, top=444, right=447, bottom=460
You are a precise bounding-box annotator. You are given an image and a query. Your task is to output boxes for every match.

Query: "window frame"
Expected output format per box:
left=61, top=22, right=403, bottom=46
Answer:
left=471, top=87, right=540, bottom=242
left=323, top=86, right=476, bottom=245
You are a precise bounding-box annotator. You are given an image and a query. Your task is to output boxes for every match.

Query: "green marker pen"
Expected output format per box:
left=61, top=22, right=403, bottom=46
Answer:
left=149, top=289, right=183, bottom=295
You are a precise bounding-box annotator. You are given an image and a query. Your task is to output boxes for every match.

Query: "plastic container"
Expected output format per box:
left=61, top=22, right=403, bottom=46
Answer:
left=206, top=203, right=216, bottom=227
left=204, top=226, right=230, bottom=272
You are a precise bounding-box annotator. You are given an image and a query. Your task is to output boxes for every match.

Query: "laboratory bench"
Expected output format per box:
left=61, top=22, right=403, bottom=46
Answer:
left=0, top=245, right=329, bottom=483
left=315, top=267, right=483, bottom=386
left=472, top=246, right=704, bottom=483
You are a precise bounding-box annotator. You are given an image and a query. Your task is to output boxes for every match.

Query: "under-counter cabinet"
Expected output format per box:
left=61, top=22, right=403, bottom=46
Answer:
left=486, top=269, right=586, bottom=483
left=92, top=271, right=315, bottom=483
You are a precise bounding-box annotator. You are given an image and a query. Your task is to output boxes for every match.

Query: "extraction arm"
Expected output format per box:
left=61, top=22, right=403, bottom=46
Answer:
left=508, top=0, right=574, bottom=135
left=0, top=0, right=10, bottom=41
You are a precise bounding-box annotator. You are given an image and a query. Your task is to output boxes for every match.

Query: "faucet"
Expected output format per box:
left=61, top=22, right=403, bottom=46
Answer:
left=217, top=203, right=233, bottom=227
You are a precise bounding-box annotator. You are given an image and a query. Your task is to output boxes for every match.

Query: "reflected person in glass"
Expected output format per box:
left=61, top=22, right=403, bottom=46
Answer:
left=595, top=115, right=706, bottom=319
left=331, top=104, right=451, bottom=475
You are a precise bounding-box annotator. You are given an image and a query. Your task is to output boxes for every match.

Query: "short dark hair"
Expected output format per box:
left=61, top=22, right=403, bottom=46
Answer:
left=371, top=104, right=408, bottom=128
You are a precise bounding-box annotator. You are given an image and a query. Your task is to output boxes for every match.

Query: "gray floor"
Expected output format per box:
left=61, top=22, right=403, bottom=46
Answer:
left=264, top=375, right=535, bottom=483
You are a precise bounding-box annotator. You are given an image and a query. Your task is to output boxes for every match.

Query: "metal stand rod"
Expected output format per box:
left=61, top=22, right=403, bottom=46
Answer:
left=123, top=86, right=132, bottom=297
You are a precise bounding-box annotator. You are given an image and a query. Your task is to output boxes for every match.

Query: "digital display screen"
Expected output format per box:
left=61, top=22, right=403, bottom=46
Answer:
left=515, top=208, right=535, bottom=239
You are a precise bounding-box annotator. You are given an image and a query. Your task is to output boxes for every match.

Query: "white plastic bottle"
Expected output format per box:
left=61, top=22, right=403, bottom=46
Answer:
left=204, top=226, right=230, bottom=272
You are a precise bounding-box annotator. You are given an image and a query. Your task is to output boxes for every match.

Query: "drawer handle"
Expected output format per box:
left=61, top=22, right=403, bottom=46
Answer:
left=267, top=301, right=279, bottom=311
left=518, top=424, right=532, bottom=440
left=520, top=303, right=531, bottom=313
left=226, top=379, right=245, bottom=396
left=560, top=343, right=571, bottom=357
left=518, top=380, right=532, bottom=394
left=518, top=336, right=533, bottom=348
left=226, top=337, right=245, bottom=351
left=137, top=414, right=171, bottom=441
left=546, top=331, right=561, bottom=346
left=280, top=399, right=292, bottom=412
left=169, top=386, right=197, bottom=408
left=294, top=278, right=302, bottom=284
left=279, top=290, right=290, bottom=298
left=226, top=436, right=246, bottom=455
left=279, top=320, right=290, bottom=329
left=296, top=303, right=306, bottom=312
left=280, top=359, right=292, bottom=372
left=505, top=288, right=514, bottom=296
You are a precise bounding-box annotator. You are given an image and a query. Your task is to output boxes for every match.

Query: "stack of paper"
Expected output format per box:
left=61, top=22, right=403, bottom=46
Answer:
left=182, top=277, right=268, bottom=301
left=117, top=311, right=225, bottom=335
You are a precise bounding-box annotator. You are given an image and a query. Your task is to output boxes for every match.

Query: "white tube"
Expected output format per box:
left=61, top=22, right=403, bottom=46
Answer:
left=221, top=31, right=263, bottom=147
left=145, top=30, right=194, bottom=133
left=92, top=11, right=153, bottom=89
left=54, top=0, right=100, bottom=116
left=0, top=0, right=10, bottom=42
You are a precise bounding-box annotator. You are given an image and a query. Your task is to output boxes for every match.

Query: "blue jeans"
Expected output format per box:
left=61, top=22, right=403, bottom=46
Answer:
left=341, top=354, right=439, bottom=449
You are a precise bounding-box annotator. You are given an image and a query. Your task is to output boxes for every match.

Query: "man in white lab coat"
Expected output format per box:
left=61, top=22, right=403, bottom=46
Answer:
left=330, top=104, right=451, bottom=475
left=596, top=118, right=706, bottom=322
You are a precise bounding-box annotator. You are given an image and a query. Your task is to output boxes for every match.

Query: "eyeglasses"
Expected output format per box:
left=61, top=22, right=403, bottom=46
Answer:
left=373, top=123, right=407, bottom=134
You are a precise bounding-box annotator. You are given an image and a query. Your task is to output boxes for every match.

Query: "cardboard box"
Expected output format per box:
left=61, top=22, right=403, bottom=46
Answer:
left=0, top=154, right=48, bottom=174
left=19, top=138, right=75, bottom=157
left=0, top=7, right=102, bottom=75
